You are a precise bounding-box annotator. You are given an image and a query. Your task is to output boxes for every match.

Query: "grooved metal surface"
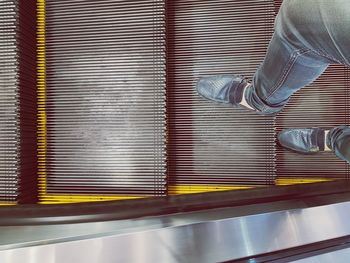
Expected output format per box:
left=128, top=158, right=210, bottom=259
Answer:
left=17, top=0, right=38, bottom=203
left=0, top=0, right=19, bottom=202
left=2, top=0, right=347, bottom=203
left=44, top=0, right=166, bottom=196
left=167, top=0, right=276, bottom=186
left=275, top=65, right=350, bottom=179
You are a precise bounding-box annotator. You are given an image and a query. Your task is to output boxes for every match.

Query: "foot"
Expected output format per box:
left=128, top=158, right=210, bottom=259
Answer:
left=196, top=75, right=255, bottom=111
left=278, top=128, right=332, bottom=154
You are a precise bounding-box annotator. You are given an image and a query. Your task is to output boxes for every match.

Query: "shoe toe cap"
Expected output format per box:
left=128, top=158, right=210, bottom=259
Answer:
left=278, top=129, right=318, bottom=154
left=196, top=76, right=236, bottom=102
left=196, top=77, right=215, bottom=99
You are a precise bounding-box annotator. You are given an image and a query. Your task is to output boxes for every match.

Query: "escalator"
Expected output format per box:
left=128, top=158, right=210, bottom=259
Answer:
left=1, top=0, right=350, bottom=262
left=1, top=0, right=349, bottom=204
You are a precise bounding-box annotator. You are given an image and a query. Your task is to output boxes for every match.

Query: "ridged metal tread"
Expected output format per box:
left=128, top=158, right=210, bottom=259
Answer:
left=43, top=0, right=166, bottom=196
left=1, top=0, right=349, bottom=204
left=0, top=0, right=19, bottom=202
left=167, top=0, right=350, bottom=186
left=166, top=0, right=276, bottom=186
left=0, top=0, right=37, bottom=203
left=42, top=0, right=350, bottom=199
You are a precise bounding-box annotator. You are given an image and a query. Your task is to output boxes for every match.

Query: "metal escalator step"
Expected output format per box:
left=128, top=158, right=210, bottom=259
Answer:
left=41, top=0, right=166, bottom=199
left=166, top=0, right=276, bottom=186
left=167, top=0, right=350, bottom=186
left=0, top=1, right=18, bottom=202
left=2, top=0, right=348, bottom=204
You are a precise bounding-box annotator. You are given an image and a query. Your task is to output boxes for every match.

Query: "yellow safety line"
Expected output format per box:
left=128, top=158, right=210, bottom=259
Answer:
left=38, top=179, right=336, bottom=203
left=169, top=178, right=339, bottom=194
left=37, top=0, right=47, bottom=198
left=276, top=178, right=334, bottom=186
left=0, top=202, right=17, bottom=206
left=39, top=195, right=143, bottom=204
left=169, top=179, right=336, bottom=194
left=168, top=184, right=253, bottom=195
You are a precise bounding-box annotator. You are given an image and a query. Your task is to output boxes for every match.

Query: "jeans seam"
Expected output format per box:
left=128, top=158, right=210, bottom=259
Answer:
left=261, top=49, right=311, bottom=111
left=314, top=50, right=339, bottom=63
left=312, top=49, right=349, bottom=66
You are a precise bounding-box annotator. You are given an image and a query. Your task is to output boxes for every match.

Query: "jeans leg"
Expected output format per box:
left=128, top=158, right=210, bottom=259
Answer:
left=246, top=0, right=350, bottom=115
left=328, top=126, right=350, bottom=163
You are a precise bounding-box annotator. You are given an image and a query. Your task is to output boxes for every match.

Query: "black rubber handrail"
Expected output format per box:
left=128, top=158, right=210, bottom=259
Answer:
left=0, top=180, right=349, bottom=226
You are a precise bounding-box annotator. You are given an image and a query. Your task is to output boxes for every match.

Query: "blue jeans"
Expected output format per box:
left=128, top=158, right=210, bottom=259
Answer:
left=245, top=0, right=350, bottom=162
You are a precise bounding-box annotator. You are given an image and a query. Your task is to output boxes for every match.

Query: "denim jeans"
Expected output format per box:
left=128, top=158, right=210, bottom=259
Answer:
left=245, top=0, right=350, bottom=162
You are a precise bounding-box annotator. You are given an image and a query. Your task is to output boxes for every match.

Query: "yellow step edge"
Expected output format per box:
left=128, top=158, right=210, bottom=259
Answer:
left=276, top=178, right=334, bottom=186
left=37, top=0, right=48, bottom=200
left=38, top=178, right=335, bottom=204
left=39, top=195, right=144, bottom=204
left=168, top=185, right=254, bottom=195
left=0, top=202, right=17, bottom=206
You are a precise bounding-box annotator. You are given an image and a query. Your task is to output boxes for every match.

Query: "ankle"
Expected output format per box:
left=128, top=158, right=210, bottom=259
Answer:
left=239, top=83, right=255, bottom=110
left=324, top=130, right=332, bottom=151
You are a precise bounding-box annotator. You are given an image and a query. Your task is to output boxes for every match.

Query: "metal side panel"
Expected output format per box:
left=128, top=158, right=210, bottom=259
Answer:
left=41, top=0, right=166, bottom=201
left=1, top=200, right=350, bottom=262
left=167, top=0, right=276, bottom=187
left=293, top=247, right=350, bottom=263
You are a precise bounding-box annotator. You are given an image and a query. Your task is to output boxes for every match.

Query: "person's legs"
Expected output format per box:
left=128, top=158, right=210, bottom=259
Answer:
left=328, top=126, right=350, bottom=163
left=247, top=0, right=350, bottom=114
left=197, top=0, right=350, bottom=115
left=277, top=126, right=350, bottom=164
left=197, top=0, right=350, bottom=162
left=270, top=1, right=350, bottom=163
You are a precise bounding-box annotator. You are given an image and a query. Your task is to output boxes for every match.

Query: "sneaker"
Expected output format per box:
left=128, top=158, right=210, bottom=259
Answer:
left=277, top=128, right=332, bottom=154
left=196, top=75, right=255, bottom=111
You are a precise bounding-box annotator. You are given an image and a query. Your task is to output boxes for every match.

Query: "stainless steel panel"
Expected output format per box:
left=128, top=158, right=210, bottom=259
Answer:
left=293, top=247, right=350, bottom=263
left=1, top=201, right=350, bottom=262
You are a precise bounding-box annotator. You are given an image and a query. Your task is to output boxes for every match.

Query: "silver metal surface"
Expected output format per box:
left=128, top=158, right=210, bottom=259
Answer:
left=293, top=247, right=350, bottom=263
left=1, top=201, right=350, bottom=262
